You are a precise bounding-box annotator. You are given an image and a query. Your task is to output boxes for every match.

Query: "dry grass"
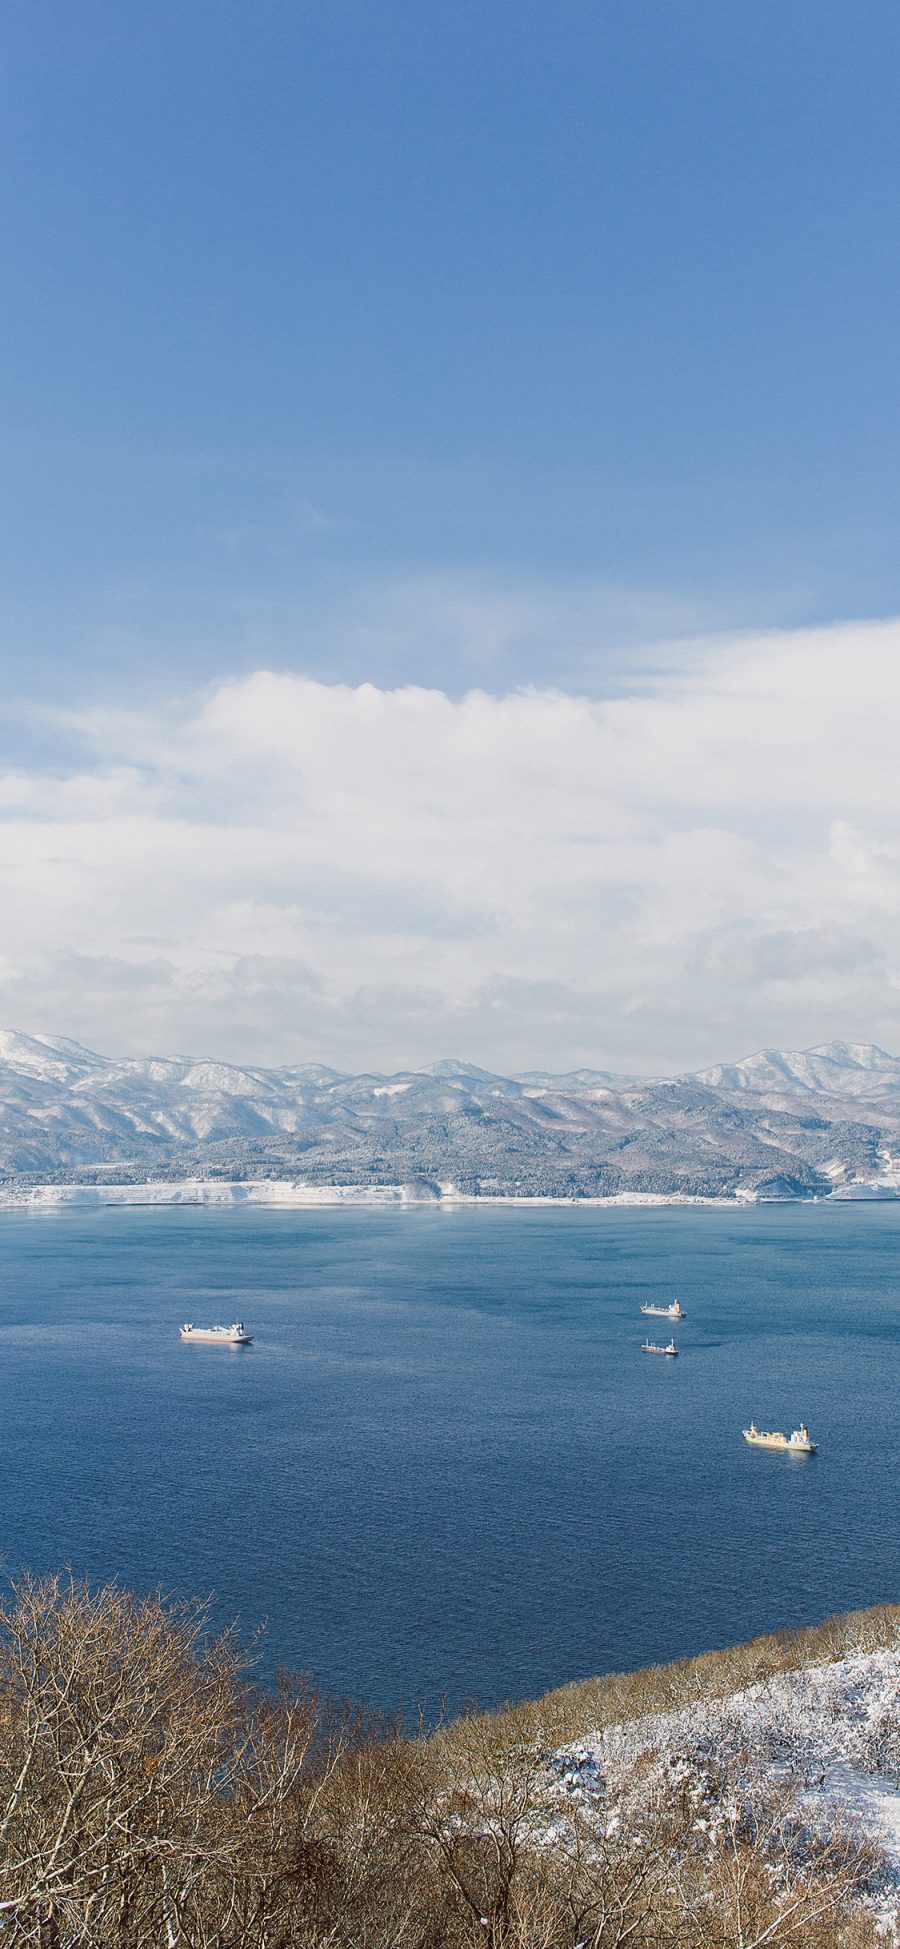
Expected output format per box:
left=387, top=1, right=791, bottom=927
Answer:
left=444, top=1602, right=900, bottom=1758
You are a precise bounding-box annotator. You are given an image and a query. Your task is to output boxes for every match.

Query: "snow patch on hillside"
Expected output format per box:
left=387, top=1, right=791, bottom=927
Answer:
left=552, top=1650, right=900, bottom=1922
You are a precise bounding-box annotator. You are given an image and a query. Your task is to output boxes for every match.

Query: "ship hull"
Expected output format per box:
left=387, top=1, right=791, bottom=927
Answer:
left=743, top=1433, right=816, bottom=1453
left=179, top=1329, right=252, bottom=1345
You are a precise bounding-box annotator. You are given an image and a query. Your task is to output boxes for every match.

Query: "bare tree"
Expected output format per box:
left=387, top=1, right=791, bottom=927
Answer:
left=668, top=1765, right=874, bottom=1949
left=0, top=1575, right=344, bottom=1947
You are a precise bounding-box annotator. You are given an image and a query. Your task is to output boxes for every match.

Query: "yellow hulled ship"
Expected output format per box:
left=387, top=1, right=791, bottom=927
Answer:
left=743, top=1421, right=816, bottom=1454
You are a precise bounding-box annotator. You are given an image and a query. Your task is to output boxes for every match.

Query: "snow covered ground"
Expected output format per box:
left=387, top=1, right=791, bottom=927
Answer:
left=550, top=1650, right=900, bottom=1927
left=0, top=1179, right=423, bottom=1209
left=0, top=1178, right=754, bottom=1210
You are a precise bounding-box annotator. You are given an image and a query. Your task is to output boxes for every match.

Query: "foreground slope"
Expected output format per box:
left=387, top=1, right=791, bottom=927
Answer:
left=2, top=1575, right=896, bottom=1948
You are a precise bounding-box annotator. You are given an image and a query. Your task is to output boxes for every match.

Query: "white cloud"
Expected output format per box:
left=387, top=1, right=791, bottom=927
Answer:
left=3, top=615, right=900, bottom=1070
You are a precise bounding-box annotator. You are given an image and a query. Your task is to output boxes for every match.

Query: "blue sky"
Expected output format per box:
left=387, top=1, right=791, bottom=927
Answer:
left=2, top=2, right=900, bottom=1067
left=3, top=0, right=900, bottom=702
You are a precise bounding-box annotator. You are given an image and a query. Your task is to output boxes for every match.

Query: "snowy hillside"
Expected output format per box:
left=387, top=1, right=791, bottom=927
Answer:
left=551, top=1649, right=900, bottom=1933
left=1, top=1030, right=900, bottom=1197
left=697, top=1040, right=900, bottom=1104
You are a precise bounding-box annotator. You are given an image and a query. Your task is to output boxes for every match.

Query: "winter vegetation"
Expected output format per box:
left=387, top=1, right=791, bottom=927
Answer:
left=4, top=1031, right=900, bottom=1203
left=2, top=1577, right=899, bottom=1947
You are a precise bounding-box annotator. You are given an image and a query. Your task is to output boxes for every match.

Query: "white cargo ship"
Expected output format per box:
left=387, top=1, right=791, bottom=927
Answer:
left=179, top=1321, right=252, bottom=1345
left=743, top=1421, right=816, bottom=1453
left=641, top=1339, right=678, bottom=1357
left=640, top=1301, right=684, bottom=1320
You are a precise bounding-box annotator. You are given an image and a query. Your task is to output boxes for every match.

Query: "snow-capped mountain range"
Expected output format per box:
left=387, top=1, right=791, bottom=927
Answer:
left=2, top=1029, right=900, bottom=1198
left=696, top=1039, right=900, bottom=1100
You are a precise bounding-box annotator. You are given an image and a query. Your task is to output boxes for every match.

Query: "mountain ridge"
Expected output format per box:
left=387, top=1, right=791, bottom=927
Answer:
left=1, top=1030, right=898, bottom=1200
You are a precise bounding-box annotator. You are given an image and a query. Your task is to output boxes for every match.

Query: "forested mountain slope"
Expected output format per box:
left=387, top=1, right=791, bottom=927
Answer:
left=1, top=1030, right=898, bottom=1198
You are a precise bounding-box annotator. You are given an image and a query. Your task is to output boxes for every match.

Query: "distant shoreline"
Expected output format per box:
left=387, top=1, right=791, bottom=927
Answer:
left=1, top=1177, right=892, bottom=1208
left=0, top=1178, right=764, bottom=1211
left=1, top=1177, right=895, bottom=1211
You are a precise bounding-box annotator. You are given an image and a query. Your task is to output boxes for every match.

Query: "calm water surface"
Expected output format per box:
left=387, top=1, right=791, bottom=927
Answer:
left=1, top=1202, right=898, bottom=1714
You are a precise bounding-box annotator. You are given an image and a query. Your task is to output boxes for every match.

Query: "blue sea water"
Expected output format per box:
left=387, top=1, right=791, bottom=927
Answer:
left=0, top=1201, right=898, bottom=1716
